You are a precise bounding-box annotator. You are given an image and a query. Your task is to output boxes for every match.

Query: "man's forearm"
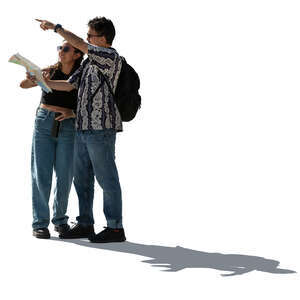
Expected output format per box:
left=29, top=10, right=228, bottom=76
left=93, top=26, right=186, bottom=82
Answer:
left=36, top=19, right=88, bottom=53
left=56, top=27, right=88, bottom=54
left=46, top=80, right=75, bottom=92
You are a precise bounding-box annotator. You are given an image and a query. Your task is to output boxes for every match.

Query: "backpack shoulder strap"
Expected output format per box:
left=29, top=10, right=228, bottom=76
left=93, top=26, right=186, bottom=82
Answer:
left=90, top=69, right=115, bottom=102
left=100, top=55, right=125, bottom=97
left=91, top=55, right=125, bottom=101
left=99, top=71, right=115, bottom=97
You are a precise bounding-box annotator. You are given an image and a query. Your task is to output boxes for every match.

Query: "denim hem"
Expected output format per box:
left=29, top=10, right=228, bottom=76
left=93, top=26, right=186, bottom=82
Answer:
left=76, top=218, right=94, bottom=226
left=51, top=220, right=69, bottom=226
left=107, top=219, right=123, bottom=229
left=32, top=224, right=49, bottom=230
left=78, top=223, right=94, bottom=226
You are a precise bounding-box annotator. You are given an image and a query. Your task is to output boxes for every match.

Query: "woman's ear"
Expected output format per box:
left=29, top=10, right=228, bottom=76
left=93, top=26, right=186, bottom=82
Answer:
left=74, top=52, right=82, bottom=60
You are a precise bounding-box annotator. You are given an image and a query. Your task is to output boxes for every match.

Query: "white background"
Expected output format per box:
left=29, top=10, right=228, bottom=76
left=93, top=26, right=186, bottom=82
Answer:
left=1, top=0, right=299, bottom=299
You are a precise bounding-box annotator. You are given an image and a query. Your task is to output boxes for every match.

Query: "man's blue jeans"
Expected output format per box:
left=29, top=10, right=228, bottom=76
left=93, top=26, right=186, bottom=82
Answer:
left=73, top=130, right=123, bottom=229
left=31, top=108, right=75, bottom=229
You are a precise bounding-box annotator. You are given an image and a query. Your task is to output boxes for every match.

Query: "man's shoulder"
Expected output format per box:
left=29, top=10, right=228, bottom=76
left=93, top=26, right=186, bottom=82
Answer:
left=80, top=57, right=90, bottom=66
left=88, top=44, right=119, bottom=59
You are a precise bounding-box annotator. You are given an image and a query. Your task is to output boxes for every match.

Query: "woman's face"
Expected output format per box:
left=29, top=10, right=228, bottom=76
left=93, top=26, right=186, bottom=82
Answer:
left=58, top=42, right=79, bottom=64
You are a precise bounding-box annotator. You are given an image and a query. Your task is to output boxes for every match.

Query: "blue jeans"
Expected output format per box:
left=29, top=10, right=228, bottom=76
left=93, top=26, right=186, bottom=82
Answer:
left=73, top=130, right=123, bottom=229
left=31, top=108, right=75, bottom=229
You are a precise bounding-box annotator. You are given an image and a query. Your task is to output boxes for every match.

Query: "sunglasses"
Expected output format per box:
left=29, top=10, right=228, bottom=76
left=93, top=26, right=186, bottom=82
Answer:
left=57, top=46, right=71, bottom=52
left=87, top=33, right=102, bottom=39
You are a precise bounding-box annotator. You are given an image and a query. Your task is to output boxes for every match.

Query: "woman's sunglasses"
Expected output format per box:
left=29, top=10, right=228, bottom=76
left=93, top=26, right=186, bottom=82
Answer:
left=57, top=46, right=71, bottom=52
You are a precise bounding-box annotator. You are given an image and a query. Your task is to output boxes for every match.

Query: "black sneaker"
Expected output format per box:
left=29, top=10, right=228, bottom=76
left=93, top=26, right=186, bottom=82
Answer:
left=59, top=223, right=94, bottom=239
left=88, top=227, right=126, bottom=243
left=54, top=224, right=70, bottom=235
left=33, top=228, right=50, bottom=239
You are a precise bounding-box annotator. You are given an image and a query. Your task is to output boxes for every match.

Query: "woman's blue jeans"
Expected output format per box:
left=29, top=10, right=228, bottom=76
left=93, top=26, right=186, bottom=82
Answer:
left=31, top=108, right=75, bottom=229
left=73, top=130, right=123, bottom=229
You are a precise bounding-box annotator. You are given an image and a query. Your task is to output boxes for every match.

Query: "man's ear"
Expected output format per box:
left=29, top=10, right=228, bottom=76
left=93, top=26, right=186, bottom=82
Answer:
left=100, top=36, right=110, bottom=47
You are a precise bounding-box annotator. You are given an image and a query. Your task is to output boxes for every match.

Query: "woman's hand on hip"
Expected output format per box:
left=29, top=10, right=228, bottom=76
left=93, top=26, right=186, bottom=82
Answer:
left=55, top=109, right=76, bottom=121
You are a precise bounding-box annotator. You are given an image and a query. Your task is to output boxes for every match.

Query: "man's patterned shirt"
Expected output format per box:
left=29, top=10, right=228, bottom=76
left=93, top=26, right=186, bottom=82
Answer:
left=68, top=44, right=123, bottom=131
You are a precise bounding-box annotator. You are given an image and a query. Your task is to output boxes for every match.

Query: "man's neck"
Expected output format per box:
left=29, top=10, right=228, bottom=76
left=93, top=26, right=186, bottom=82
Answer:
left=95, top=42, right=111, bottom=48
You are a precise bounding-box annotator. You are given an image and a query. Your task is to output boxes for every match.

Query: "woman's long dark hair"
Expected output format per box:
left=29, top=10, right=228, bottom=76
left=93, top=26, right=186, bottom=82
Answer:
left=43, top=43, right=84, bottom=78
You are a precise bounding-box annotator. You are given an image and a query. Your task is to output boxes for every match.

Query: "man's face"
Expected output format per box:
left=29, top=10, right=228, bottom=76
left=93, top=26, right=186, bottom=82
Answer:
left=87, top=27, right=106, bottom=47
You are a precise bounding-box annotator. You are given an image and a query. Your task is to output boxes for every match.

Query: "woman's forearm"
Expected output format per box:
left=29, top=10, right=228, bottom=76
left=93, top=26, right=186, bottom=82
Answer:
left=20, top=79, right=37, bottom=89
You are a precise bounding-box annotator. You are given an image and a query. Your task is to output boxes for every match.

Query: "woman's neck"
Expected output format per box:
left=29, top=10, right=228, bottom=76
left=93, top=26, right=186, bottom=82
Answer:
left=61, top=62, right=74, bottom=75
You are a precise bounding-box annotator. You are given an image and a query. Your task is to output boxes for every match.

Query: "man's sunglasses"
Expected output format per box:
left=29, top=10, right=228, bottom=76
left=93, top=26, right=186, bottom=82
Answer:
left=87, top=33, right=102, bottom=39
left=57, top=46, right=71, bottom=52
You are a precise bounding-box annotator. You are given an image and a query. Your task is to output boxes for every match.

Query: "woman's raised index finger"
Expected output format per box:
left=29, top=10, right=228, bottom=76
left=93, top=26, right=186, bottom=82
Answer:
left=35, top=19, right=43, bottom=22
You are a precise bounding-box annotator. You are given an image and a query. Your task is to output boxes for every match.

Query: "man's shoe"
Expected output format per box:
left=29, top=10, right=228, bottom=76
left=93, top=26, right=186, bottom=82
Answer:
left=33, top=228, right=50, bottom=239
left=88, top=227, right=126, bottom=243
left=59, top=223, right=94, bottom=239
left=54, top=224, right=70, bottom=235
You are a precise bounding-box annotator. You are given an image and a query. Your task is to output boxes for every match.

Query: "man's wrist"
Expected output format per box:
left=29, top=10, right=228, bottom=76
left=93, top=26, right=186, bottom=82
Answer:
left=54, top=24, right=63, bottom=33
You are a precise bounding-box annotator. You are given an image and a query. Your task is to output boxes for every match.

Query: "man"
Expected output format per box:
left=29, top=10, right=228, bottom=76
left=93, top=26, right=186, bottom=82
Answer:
left=35, top=17, right=126, bottom=243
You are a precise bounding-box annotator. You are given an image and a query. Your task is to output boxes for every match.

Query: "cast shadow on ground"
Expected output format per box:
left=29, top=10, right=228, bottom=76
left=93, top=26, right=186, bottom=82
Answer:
left=51, top=237, right=296, bottom=276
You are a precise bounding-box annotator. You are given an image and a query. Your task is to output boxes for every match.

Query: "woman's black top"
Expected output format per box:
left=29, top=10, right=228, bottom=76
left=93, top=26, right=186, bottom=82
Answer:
left=40, top=68, right=77, bottom=110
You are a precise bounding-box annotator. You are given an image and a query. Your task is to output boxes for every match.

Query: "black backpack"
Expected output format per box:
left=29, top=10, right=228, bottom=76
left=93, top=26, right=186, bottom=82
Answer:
left=98, top=57, right=141, bottom=122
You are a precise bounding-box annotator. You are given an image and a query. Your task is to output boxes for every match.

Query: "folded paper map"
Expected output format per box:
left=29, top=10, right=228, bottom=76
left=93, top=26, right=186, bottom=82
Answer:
left=9, top=53, right=52, bottom=93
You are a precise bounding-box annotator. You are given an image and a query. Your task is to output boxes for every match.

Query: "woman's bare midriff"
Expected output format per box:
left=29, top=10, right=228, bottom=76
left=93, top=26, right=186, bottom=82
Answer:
left=40, top=103, right=71, bottom=112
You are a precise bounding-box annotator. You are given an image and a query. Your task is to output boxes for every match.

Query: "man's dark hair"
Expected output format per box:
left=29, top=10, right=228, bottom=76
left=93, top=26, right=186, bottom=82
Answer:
left=88, top=17, right=116, bottom=45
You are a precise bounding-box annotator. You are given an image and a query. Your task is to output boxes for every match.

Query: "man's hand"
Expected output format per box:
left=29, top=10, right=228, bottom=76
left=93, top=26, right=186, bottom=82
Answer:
left=26, top=70, right=74, bottom=92
left=26, top=72, right=37, bottom=83
left=20, top=73, right=38, bottom=89
left=27, top=70, right=50, bottom=83
left=35, top=18, right=88, bottom=54
left=42, top=70, right=51, bottom=82
left=35, top=19, right=55, bottom=31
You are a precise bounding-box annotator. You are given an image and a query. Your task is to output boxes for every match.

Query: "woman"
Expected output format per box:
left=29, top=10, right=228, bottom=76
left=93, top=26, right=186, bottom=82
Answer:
left=20, top=42, right=84, bottom=239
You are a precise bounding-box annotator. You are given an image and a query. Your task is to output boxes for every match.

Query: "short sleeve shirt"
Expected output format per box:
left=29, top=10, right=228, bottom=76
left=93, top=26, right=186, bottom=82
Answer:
left=68, top=44, right=123, bottom=131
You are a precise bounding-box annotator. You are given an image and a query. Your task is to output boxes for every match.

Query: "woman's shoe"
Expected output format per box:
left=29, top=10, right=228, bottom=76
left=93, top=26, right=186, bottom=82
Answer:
left=59, top=223, right=94, bottom=239
left=54, top=224, right=70, bottom=235
left=33, top=228, right=50, bottom=239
